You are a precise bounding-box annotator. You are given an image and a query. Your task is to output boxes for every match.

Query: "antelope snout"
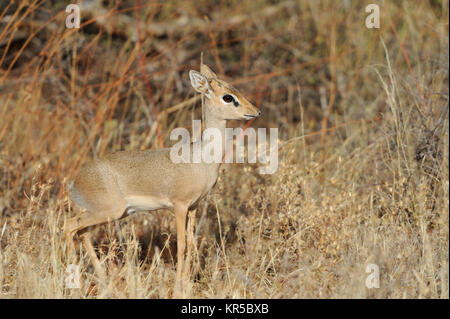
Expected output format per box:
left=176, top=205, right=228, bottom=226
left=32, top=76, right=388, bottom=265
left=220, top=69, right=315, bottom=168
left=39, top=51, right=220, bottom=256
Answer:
left=243, top=108, right=261, bottom=120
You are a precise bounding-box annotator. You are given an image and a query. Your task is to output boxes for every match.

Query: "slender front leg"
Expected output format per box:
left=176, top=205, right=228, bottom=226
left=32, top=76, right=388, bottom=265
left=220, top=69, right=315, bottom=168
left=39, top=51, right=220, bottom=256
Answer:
left=174, top=203, right=188, bottom=298
left=184, top=209, right=197, bottom=287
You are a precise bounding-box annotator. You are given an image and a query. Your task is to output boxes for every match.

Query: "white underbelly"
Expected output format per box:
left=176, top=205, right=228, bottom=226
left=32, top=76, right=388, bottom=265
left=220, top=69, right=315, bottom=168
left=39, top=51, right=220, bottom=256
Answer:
left=125, top=195, right=173, bottom=212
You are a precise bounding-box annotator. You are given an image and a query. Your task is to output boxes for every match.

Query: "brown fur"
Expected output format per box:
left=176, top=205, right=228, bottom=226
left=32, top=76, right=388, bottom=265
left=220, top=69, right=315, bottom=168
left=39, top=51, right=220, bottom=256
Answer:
left=66, top=64, right=260, bottom=298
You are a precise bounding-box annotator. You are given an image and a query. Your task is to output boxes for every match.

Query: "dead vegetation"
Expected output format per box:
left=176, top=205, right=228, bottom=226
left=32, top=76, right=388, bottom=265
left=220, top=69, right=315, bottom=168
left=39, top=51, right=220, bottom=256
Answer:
left=0, top=0, right=448, bottom=298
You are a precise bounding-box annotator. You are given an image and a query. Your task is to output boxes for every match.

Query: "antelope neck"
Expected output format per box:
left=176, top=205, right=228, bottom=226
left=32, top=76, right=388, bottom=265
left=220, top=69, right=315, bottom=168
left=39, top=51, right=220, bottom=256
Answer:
left=203, top=101, right=227, bottom=165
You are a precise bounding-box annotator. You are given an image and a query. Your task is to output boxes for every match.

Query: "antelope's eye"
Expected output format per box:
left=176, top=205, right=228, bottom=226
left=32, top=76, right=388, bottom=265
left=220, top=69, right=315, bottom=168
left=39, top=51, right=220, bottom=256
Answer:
left=222, top=94, right=234, bottom=103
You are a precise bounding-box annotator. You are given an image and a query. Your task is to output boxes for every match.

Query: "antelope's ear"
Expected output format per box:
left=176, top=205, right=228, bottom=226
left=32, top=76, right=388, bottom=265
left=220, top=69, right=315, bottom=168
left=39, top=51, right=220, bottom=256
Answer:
left=189, top=70, right=212, bottom=96
left=200, top=64, right=217, bottom=79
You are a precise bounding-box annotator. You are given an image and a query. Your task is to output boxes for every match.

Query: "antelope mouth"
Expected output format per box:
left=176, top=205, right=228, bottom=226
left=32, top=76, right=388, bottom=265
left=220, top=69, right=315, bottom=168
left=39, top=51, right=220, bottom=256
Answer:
left=244, top=113, right=260, bottom=120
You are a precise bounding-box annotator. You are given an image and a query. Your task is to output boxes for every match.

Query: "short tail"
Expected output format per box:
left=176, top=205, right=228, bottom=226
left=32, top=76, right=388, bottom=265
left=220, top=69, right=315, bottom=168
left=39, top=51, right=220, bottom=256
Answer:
left=68, top=180, right=88, bottom=209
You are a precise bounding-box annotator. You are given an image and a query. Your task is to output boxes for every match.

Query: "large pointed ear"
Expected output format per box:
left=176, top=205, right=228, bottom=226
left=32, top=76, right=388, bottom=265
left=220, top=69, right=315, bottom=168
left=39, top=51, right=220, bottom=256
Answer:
left=189, top=70, right=212, bottom=96
left=200, top=64, right=217, bottom=79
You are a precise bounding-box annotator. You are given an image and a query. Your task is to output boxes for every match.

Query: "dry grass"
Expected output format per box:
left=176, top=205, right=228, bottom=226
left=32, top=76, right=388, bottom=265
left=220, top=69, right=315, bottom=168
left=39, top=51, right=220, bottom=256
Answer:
left=0, top=0, right=448, bottom=298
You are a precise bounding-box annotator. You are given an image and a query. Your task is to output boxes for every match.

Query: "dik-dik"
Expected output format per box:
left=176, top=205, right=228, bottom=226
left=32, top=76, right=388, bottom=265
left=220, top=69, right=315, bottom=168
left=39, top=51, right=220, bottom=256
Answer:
left=66, top=64, right=261, bottom=297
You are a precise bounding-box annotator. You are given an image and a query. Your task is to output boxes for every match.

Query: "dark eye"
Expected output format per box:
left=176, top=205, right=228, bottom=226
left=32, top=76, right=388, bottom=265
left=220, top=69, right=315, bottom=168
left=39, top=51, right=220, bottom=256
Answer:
left=222, top=94, right=234, bottom=103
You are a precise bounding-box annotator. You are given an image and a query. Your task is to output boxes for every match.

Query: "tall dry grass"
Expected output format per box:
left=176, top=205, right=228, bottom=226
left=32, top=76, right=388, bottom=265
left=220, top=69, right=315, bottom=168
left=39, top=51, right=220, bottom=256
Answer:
left=0, top=0, right=448, bottom=298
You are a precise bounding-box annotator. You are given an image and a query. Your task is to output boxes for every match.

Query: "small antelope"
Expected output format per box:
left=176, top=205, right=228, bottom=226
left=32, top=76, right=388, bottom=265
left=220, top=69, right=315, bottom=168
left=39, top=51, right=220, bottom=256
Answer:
left=66, top=64, right=261, bottom=297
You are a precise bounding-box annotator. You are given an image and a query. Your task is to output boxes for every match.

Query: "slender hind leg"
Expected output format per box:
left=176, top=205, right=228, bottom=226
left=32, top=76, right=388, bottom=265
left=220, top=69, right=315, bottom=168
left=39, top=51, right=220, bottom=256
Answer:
left=65, top=206, right=91, bottom=263
left=65, top=205, right=126, bottom=291
left=79, top=231, right=106, bottom=283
